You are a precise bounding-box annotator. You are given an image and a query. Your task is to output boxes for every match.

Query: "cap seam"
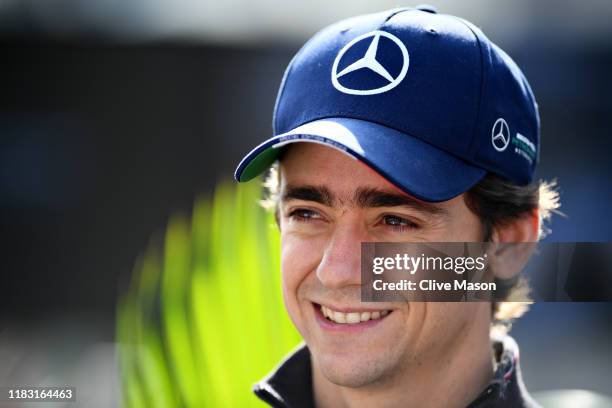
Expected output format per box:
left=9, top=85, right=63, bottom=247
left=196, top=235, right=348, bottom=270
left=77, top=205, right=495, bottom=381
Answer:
left=383, top=6, right=416, bottom=23
left=273, top=26, right=330, bottom=134
left=272, top=54, right=297, bottom=135
left=454, top=17, right=487, bottom=161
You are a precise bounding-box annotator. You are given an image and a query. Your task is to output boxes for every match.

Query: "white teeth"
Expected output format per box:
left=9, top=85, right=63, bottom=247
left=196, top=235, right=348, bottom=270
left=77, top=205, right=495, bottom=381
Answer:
left=346, top=313, right=360, bottom=324
left=333, top=311, right=346, bottom=323
left=320, top=305, right=390, bottom=324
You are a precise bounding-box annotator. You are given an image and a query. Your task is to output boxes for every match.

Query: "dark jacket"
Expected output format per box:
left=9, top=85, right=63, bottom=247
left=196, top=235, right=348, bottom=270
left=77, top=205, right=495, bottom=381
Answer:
left=253, top=335, right=541, bottom=408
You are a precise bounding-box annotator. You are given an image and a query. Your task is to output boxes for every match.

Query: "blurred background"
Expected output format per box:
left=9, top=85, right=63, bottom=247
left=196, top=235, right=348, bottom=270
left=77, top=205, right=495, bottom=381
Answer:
left=1, top=0, right=611, bottom=406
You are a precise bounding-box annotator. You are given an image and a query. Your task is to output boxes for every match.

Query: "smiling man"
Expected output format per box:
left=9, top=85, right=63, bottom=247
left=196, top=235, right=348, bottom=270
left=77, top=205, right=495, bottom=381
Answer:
left=234, top=6, right=558, bottom=408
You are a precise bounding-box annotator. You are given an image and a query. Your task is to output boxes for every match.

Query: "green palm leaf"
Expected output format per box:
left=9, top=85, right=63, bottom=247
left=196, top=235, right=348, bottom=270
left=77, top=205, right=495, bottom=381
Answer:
left=117, top=180, right=301, bottom=407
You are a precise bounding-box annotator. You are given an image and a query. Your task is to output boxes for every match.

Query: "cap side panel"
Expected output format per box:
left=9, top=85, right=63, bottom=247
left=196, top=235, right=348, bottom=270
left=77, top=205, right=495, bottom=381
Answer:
left=455, top=17, right=489, bottom=161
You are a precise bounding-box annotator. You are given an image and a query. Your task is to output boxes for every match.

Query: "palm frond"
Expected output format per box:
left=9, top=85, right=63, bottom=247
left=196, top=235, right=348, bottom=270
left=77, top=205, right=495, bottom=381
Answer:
left=117, top=180, right=301, bottom=407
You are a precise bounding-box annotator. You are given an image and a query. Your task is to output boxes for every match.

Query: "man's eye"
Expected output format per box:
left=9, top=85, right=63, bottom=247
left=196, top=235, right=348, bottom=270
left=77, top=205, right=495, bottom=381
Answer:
left=381, top=215, right=418, bottom=231
left=288, top=209, right=322, bottom=222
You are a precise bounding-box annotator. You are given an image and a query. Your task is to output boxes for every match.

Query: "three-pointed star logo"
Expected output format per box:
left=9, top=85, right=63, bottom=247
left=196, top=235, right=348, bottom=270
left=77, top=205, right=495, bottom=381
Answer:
left=491, top=118, right=510, bottom=152
left=331, top=30, right=409, bottom=96
left=336, top=33, right=394, bottom=83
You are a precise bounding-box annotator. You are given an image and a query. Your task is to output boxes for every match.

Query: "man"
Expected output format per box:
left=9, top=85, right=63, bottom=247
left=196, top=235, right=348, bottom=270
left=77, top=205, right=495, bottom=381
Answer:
left=234, top=6, right=558, bottom=408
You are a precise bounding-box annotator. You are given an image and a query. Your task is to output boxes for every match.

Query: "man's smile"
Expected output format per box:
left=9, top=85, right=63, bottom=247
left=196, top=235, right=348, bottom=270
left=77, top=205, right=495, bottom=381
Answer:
left=311, top=302, right=394, bottom=331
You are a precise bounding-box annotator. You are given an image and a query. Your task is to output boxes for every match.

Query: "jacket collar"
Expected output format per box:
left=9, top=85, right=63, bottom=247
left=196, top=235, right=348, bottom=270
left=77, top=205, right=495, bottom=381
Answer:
left=254, top=344, right=314, bottom=408
left=254, top=335, right=540, bottom=408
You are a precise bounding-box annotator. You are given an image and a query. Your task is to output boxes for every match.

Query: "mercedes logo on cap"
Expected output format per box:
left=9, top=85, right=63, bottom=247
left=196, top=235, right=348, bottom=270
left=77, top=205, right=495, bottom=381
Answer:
left=331, top=30, right=409, bottom=96
left=491, top=118, right=510, bottom=152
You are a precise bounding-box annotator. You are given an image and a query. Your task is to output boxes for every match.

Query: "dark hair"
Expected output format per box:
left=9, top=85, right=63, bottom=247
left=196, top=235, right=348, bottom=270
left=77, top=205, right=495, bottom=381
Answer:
left=466, top=174, right=545, bottom=241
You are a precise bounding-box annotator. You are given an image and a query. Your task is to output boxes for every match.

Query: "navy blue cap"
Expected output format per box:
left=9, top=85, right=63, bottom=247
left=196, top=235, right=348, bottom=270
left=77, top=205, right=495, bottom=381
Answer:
left=234, top=6, right=540, bottom=202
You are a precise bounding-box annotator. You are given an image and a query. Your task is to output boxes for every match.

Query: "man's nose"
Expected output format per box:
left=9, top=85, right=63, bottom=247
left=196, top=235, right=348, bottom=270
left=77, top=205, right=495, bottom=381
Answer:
left=316, top=222, right=365, bottom=290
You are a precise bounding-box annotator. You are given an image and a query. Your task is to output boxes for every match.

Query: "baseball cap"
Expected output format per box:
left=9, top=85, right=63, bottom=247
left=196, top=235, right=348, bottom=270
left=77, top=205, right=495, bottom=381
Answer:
left=234, top=6, right=540, bottom=202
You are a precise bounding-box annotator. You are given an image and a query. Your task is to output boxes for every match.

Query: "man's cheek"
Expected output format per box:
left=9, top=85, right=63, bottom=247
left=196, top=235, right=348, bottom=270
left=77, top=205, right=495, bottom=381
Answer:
left=280, top=238, right=306, bottom=292
left=280, top=239, right=307, bottom=325
left=280, top=263, right=310, bottom=339
left=280, top=236, right=324, bottom=326
left=281, top=234, right=324, bottom=282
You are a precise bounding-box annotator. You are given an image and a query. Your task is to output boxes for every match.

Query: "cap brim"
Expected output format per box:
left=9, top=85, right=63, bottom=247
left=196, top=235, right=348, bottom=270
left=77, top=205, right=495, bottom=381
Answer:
left=234, top=118, right=486, bottom=202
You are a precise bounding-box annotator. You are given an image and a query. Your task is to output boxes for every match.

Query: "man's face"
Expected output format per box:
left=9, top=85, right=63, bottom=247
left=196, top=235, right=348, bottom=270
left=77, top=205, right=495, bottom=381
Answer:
left=278, top=143, right=490, bottom=388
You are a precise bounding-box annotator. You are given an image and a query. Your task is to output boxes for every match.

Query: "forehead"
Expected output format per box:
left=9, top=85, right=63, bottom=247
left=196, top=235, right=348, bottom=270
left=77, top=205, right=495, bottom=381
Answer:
left=279, top=142, right=403, bottom=194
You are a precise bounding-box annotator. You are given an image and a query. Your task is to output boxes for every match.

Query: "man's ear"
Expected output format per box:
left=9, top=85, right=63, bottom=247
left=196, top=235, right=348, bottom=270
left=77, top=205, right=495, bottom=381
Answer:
left=489, top=209, right=539, bottom=280
left=491, top=208, right=539, bottom=243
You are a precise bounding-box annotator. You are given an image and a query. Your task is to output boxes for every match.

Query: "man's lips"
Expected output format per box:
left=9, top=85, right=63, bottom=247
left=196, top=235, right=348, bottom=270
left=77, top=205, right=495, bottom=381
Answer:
left=312, top=302, right=393, bottom=329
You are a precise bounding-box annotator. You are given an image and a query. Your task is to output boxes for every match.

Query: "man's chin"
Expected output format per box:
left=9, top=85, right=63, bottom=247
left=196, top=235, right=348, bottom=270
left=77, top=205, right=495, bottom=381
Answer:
left=313, top=350, right=392, bottom=389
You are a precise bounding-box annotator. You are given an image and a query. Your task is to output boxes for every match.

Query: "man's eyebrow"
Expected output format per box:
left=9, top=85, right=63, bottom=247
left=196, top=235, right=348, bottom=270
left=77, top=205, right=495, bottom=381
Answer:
left=355, top=187, right=448, bottom=216
left=281, top=185, right=334, bottom=207
left=280, top=185, right=447, bottom=216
